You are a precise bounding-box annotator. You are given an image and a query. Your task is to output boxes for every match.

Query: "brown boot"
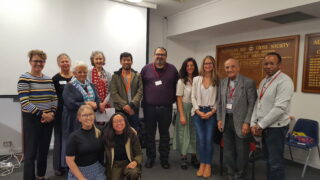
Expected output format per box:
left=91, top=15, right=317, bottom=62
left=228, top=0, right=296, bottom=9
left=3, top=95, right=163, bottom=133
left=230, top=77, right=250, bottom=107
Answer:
left=196, top=163, right=205, bottom=177
left=203, top=164, right=212, bottom=178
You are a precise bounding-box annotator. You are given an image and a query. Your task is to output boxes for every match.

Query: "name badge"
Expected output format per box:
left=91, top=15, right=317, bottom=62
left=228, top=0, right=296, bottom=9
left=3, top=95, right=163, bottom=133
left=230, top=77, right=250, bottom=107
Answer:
left=155, top=80, right=162, bottom=86
left=226, top=104, right=232, bottom=110
left=59, top=81, right=67, bottom=85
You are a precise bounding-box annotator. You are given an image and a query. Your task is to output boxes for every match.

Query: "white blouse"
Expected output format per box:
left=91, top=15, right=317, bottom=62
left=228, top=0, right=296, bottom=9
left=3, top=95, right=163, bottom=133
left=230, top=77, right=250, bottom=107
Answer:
left=176, top=79, right=192, bottom=103
left=200, top=84, right=213, bottom=106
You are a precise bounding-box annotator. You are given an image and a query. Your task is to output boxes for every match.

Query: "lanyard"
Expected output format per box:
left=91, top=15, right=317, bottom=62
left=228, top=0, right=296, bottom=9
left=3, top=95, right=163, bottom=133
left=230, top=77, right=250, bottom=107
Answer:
left=152, top=63, right=165, bottom=79
left=228, top=80, right=236, bottom=98
left=122, top=70, right=132, bottom=93
left=259, top=71, right=281, bottom=100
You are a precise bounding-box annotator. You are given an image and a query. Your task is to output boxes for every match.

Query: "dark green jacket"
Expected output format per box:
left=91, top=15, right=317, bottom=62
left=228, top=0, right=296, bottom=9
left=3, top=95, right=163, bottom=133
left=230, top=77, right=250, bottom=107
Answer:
left=104, top=130, right=143, bottom=179
left=110, top=68, right=143, bottom=111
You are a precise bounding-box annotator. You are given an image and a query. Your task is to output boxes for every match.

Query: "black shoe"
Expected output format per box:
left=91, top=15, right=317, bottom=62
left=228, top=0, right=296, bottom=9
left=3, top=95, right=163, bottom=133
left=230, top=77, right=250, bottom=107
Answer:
left=36, top=177, right=50, bottom=180
left=161, top=160, right=170, bottom=169
left=54, top=170, right=65, bottom=176
left=144, top=158, right=155, bottom=168
left=191, top=155, right=200, bottom=169
left=180, top=157, right=188, bottom=170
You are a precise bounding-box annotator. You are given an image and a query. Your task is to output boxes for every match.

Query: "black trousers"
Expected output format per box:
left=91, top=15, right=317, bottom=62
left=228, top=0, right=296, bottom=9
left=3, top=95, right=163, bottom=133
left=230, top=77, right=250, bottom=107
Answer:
left=223, top=114, right=250, bottom=180
left=143, top=104, right=172, bottom=161
left=53, top=110, right=63, bottom=171
left=23, top=112, right=53, bottom=180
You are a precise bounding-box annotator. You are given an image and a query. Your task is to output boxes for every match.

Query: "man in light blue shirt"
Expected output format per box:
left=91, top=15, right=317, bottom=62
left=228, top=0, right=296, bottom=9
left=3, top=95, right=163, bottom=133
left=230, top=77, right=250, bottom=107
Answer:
left=251, top=52, right=294, bottom=180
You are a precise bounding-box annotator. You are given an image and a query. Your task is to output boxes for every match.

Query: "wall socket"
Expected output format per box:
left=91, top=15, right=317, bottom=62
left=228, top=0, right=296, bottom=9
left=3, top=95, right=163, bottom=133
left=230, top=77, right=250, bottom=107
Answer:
left=2, top=141, right=12, bottom=147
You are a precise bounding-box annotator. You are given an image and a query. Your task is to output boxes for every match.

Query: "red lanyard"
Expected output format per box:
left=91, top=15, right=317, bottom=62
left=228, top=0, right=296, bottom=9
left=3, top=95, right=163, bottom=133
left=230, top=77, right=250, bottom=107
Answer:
left=229, top=87, right=235, bottom=98
left=152, top=63, right=166, bottom=79
left=259, top=71, right=281, bottom=100
left=228, top=79, right=236, bottom=98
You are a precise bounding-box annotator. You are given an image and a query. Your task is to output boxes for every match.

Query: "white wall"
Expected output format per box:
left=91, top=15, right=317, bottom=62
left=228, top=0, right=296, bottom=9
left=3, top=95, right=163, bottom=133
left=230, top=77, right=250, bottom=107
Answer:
left=167, top=0, right=320, bottom=36
left=151, top=0, right=320, bottom=169
left=163, top=20, right=320, bottom=169
left=0, top=0, right=147, bottom=95
left=149, top=13, right=166, bottom=61
left=0, top=99, right=22, bottom=155
left=0, top=0, right=147, bottom=154
left=149, top=13, right=197, bottom=67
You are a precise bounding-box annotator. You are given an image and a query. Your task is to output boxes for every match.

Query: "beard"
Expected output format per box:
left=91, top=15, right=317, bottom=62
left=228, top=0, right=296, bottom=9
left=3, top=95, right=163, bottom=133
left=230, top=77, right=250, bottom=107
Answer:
left=155, top=58, right=165, bottom=66
left=123, top=65, right=131, bottom=70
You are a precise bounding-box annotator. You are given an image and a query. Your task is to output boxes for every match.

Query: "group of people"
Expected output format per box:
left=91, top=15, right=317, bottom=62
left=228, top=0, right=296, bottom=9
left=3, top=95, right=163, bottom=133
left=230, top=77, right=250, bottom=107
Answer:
left=17, top=47, right=294, bottom=180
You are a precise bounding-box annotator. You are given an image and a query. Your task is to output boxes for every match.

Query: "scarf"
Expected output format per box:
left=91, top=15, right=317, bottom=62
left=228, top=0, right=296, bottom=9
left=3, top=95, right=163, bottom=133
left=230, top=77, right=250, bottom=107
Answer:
left=70, top=77, right=95, bottom=102
left=91, top=67, right=110, bottom=108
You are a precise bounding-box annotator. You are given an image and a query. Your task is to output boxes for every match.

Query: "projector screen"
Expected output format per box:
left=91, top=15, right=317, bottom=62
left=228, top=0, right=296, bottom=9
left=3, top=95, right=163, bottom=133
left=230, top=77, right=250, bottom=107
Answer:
left=0, top=0, right=147, bottom=95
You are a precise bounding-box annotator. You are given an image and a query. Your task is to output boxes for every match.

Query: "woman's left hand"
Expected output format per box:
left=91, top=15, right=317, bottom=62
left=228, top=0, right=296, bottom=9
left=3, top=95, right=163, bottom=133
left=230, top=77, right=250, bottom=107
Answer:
left=99, top=103, right=105, bottom=113
left=204, top=110, right=216, bottom=119
left=85, top=101, right=97, bottom=110
left=127, top=161, right=137, bottom=169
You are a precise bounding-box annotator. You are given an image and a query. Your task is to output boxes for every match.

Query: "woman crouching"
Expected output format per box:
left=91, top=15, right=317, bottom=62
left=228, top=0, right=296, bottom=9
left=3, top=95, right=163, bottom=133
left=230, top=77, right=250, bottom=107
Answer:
left=103, top=113, right=142, bottom=180
left=66, top=105, right=105, bottom=180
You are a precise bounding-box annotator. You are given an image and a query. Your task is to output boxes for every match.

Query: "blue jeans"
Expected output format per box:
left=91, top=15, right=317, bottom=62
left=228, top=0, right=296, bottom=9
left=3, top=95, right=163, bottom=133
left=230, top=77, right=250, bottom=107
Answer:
left=193, top=106, right=217, bottom=164
left=262, top=126, right=289, bottom=180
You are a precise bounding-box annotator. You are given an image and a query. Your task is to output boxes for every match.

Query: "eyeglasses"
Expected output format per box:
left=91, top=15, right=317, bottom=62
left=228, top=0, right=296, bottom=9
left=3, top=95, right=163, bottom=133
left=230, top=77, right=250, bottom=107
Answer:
left=155, top=53, right=166, bottom=57
left=204, top=62, right=213, bottom=66
left=76, top=71, right=88, bottom=74
left=81, top=113, right=94, bottom=118
left=113, top=120, right=124, bottom=124
left=31, top=60, right=46, bottom=64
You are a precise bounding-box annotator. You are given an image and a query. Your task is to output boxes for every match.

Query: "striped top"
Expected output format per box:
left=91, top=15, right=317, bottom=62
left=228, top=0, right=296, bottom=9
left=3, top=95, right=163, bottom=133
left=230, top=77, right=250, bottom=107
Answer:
left=17, top=72, right=58, bottom=117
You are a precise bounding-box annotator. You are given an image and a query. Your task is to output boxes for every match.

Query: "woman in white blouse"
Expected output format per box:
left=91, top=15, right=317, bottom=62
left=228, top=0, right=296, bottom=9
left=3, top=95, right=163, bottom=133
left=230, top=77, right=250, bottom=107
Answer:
left=191, top=55, right=219, bottom=178
left=173, top=57, right=199, bottom=170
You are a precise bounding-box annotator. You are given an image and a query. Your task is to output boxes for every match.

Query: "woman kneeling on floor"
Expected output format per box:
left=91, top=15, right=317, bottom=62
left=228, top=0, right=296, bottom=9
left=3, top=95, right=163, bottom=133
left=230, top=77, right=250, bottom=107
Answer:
left=66, top=105, right=105, bottom=180
left=103, top=112, right=143, bottom=180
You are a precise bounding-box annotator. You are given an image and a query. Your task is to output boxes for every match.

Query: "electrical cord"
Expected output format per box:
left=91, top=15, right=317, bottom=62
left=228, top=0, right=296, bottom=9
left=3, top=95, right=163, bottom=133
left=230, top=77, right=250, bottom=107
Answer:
left=0, top=146, right=23, bottom=176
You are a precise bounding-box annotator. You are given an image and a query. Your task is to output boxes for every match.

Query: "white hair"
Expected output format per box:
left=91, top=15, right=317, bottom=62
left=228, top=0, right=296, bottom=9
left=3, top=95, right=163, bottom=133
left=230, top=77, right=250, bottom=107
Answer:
left=72, top=61, right=88, bottom=72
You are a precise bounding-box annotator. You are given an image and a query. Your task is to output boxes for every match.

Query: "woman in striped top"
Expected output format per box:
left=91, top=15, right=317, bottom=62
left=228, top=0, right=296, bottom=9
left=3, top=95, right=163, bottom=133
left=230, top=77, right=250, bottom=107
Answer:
left=17, top=49, right=58, bottom=180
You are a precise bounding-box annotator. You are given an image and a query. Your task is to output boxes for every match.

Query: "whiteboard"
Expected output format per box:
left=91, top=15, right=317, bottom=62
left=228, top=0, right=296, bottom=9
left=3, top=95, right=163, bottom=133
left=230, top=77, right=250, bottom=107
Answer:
left=0, top=0, right=147, bottom=95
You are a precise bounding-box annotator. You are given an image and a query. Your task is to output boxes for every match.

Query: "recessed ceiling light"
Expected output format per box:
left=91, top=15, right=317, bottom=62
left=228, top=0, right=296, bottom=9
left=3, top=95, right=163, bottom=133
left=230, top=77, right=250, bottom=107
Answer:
left=126, top=0, right=143, bottom=3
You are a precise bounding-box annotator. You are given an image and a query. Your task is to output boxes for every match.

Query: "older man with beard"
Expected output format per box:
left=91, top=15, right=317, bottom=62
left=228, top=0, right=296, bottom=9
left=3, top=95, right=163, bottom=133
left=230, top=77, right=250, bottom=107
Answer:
left=141, top=47, right=178, bottom=169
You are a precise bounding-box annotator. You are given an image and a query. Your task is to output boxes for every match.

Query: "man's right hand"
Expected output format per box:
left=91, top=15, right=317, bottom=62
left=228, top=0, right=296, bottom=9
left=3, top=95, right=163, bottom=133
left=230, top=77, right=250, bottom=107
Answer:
left=123, top=105, right=135, bottom=115
left=251, top=125, right=262, bottom=136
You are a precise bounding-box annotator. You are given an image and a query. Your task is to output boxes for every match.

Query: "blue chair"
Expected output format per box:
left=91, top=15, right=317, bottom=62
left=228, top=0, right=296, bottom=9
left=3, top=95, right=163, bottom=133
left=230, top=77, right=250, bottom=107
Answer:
left=285, top=118, right=320, bottom=178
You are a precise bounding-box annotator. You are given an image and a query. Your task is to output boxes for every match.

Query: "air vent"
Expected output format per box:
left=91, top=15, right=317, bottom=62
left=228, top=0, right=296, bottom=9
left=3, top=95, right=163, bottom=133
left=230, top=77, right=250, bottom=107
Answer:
left=263, top=11, right=316, bottom=24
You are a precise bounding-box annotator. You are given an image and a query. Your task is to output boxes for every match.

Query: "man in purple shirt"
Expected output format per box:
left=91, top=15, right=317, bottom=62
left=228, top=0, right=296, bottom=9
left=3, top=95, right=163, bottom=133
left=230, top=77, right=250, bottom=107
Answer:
left=141, top=47, right=178, bottom=169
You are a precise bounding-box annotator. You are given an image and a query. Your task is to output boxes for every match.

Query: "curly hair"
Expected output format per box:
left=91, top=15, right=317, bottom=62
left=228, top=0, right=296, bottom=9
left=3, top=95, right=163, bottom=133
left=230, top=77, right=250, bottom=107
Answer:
left=90, top=51, right=105, bottom=66
left=178, top=57, right=199, bottom=84
left=28, top=49, right=47, bottom=61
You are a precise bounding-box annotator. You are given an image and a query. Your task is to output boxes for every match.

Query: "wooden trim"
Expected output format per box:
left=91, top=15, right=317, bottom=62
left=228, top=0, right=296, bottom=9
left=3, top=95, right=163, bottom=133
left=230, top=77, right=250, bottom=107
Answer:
left=216, top=35, right=299, bottom=90
left=302, top=33, right=320, bottom=93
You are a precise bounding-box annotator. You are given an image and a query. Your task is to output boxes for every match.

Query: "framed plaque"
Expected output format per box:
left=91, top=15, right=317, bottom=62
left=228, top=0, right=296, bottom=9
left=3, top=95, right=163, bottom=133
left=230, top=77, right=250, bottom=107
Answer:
left=216, top=35, right=299, bottom=89
left=302, top=33, right=320, bottom=93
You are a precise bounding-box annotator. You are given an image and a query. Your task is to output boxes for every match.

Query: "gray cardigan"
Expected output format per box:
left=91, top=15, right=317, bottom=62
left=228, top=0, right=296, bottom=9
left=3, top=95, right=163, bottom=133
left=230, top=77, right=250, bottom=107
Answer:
left=250, top=71, right=294, bottom=129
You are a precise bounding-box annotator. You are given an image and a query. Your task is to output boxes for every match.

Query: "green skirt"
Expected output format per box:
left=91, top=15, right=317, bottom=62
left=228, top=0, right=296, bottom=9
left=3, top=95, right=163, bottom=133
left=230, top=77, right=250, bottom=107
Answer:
left=173, top=102, right=197, bottom=155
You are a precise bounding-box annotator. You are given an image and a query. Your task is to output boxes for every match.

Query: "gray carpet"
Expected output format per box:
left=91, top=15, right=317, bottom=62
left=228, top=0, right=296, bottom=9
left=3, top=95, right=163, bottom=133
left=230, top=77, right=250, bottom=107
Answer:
left=2, top=146, right=320, bottom=180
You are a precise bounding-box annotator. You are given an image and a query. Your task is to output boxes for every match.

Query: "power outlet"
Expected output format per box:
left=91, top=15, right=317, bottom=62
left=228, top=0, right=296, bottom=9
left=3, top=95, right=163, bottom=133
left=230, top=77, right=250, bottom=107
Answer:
left=2, top=141, right=12, bottom=147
